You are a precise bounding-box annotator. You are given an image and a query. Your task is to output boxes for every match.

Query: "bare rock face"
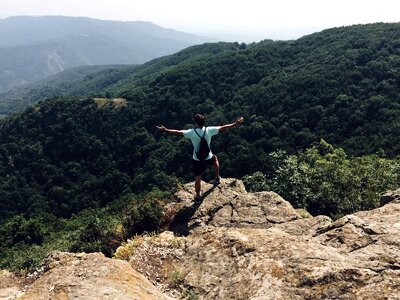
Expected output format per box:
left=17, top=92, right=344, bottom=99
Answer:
left=130, top=178, right=400, bottom=299
left=166, top=178, right=301, bottom=235
left=0, top=270, right=25, bottom=300
left=18, top=252, right=171, bottom=300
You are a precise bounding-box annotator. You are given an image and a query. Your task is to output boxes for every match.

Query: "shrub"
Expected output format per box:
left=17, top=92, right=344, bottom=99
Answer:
left=122, top=191, right=168, bottom=238
left=243, top=140, right=400, bottom=219
left=69, top=213, right=123, bottom=257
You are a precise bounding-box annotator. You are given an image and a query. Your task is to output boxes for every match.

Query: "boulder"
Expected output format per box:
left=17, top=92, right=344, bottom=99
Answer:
left=167, top=178, right=301, bottom=235
left=19, top=252, right=172, bottom=300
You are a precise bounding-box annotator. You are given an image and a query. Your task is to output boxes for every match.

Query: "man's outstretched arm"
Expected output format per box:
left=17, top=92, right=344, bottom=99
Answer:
left=156, top=125, right=184, bottom=136
left=218, top=117, right=244, bottom=132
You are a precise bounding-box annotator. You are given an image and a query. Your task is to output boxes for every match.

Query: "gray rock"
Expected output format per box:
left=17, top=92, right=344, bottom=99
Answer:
left=131, top=178, right=400, bottom=299
left=167, top=178, right=301, bottom=234
left=380, top=188, right=400, bottom=206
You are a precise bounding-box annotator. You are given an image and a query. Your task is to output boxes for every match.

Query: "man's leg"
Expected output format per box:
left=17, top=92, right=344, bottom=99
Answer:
left=195, top=175, right=202, bottom=198
left=213, top=155, right=220, bottom=181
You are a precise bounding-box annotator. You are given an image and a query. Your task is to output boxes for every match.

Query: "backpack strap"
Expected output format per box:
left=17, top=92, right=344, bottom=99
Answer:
left=194, top=127, right=207, bottom=138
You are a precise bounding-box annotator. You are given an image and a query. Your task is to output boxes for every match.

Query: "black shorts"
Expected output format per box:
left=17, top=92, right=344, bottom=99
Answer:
left=192, top=155, right=215, bottom=176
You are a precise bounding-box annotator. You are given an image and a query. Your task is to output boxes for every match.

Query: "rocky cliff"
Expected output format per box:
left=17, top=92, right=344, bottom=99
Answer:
left=125, top=179, right=400, bottom=299
left=2, top=178, right=400, bottom=299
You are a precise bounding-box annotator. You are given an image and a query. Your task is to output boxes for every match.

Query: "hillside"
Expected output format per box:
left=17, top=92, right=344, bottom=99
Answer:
left=2, top=23, right=400, bottom=154
left=0, top=65, right=131, bottom=116
left=113, top=22, right=400, bottom=156
left=0, top=15, right=215, bottom=91
left=1, top=23, right=400, bottom=217
left=2, top=179, right=400, bottom=299
left=0, top=42, right=239, bottom=115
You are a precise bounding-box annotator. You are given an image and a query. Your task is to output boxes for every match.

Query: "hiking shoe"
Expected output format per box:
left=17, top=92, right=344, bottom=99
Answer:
left=213, top=177, right=221, bottom=185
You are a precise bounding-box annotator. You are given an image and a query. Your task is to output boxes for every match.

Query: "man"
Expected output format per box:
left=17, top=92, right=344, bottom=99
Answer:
left=156, top=114, right=244, bottom=200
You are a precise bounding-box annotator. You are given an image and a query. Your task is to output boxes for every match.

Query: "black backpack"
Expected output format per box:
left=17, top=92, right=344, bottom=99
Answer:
left=194, top=128, right=210, bottom=161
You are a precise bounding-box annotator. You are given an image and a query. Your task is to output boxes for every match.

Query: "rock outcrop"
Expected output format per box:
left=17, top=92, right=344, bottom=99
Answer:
left=127, top=178, right=400, bottom=299
left=17, top=252, right=171, bottom=300
left=4, top=178, right=400, bottom=299
left=167, top=178, right=302, bottom=235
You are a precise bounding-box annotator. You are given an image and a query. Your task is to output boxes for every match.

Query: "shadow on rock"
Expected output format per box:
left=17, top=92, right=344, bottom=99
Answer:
left=169, top=184, right=218, bottom=235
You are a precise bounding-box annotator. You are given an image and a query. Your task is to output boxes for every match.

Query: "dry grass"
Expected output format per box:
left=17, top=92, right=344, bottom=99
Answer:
left=93, top=98, right=127, bottom=108
left=93, top=98, right=108, bottom=108
left=112, top=98, right=127, bottom=108
left=113, top=243, right=135, bottom=261
left=162, top=261, right=188, bottom=288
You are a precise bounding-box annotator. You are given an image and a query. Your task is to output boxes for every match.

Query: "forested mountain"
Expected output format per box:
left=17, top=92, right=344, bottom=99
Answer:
left=0, top=16, right=215, bottom=91
left=0, top=42, right=238, bottom=115
left=1, top=22, right=400, bottom=270
left=1, top=22, right=400, bottom=215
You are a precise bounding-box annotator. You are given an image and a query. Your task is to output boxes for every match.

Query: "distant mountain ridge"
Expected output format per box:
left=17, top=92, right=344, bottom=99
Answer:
left=0, top=15, right=215, bottom=91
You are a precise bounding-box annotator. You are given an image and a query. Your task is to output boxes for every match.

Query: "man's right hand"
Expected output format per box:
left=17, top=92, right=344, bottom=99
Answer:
left=156, top=125, right=166, bottom=131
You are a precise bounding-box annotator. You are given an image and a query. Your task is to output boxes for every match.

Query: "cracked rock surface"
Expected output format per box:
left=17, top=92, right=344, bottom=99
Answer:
left=168, top=178, right=301, bottom=235
left=139, top=178, right=400, bottom=299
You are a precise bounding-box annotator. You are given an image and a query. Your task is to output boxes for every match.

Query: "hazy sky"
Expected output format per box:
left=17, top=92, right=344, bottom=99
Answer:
left=1, top=0, right=399, bottom=41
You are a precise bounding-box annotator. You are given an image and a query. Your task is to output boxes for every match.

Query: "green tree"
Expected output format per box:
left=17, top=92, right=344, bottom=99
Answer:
left=244, top=140, right=400, bottom=219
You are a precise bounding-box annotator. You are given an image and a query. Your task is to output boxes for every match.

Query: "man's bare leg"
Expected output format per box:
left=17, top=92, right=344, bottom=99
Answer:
left=195, top=175, right=202, bottom=198
left=213, top=155, right=220, bottom=182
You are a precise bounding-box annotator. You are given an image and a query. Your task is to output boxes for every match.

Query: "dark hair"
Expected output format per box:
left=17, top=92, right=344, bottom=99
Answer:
left=194, top=114, right=205, bottom=127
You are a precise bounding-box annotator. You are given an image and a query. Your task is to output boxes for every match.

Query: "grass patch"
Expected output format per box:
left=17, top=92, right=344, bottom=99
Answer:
left=93, top=97, right=127, bottom=108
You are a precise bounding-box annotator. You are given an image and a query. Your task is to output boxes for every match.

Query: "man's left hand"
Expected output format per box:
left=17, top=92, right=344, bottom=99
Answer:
left=235, top=117, right=244, bottom=125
